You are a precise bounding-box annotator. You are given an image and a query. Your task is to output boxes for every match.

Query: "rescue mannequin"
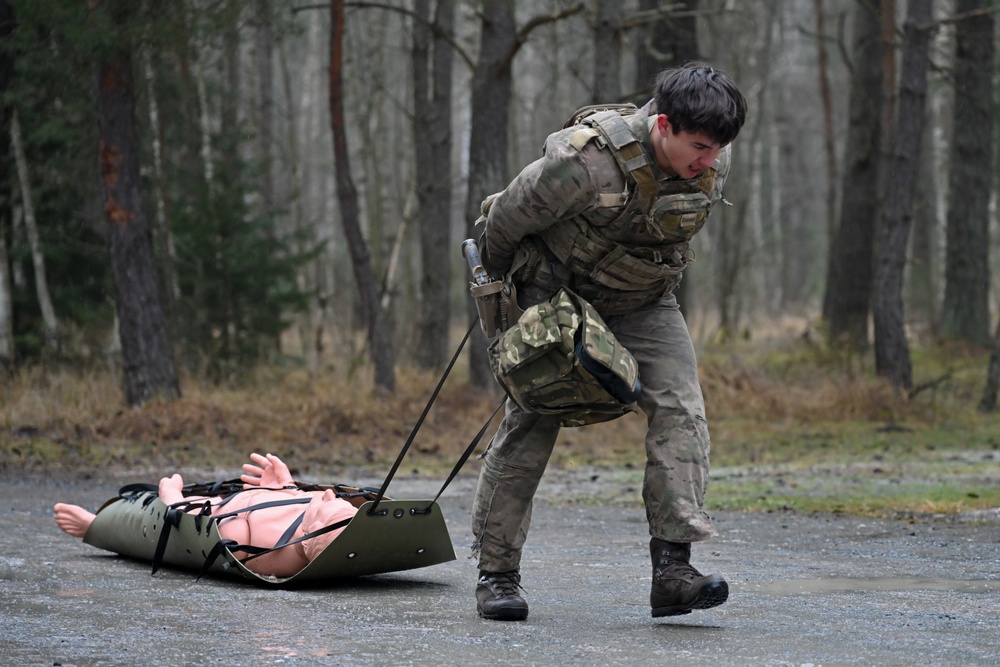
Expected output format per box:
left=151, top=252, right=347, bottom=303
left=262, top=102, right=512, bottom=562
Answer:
left=54, top=452, right=357, bottom=577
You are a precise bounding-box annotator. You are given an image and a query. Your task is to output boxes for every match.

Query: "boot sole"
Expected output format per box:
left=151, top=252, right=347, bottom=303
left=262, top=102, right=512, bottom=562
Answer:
left=478, top=605, right=529, bottom=621
left=651, top=579, right=729, bottom=618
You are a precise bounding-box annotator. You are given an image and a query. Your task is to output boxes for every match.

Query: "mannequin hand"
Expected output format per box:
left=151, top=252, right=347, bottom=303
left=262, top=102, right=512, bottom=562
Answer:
left=241, top=452, right=294, bottom=489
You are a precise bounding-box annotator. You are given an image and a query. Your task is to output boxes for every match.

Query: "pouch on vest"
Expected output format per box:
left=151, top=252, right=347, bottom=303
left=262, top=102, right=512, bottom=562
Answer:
left=488, top=287, right=641, bottom=427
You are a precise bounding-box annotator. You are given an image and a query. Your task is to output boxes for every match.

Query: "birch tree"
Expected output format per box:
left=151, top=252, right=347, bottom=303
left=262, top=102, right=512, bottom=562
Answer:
left=11, top=111, right=59, bottom=351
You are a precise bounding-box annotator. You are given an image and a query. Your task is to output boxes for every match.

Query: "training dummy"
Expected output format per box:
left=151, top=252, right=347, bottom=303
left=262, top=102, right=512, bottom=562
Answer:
left=54, top=452, right=357, bottom=578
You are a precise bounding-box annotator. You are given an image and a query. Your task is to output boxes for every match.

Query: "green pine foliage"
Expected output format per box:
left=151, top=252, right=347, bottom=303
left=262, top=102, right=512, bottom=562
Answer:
left=169, top=128, right=316, bottom=380
left=2, top=0, right=314, bottom=373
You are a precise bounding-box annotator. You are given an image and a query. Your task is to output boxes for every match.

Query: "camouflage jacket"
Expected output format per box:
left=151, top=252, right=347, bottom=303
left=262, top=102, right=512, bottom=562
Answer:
left=479, top=101, right=731, bottom=317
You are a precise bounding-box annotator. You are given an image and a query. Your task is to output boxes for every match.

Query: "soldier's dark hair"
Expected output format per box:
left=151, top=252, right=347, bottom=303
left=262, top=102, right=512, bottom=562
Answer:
left=654, top=62, right=747, bottom=146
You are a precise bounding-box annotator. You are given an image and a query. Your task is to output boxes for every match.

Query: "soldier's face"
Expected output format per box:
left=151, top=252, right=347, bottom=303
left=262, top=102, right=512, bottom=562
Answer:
left=654, top=115, right=722, bottom=180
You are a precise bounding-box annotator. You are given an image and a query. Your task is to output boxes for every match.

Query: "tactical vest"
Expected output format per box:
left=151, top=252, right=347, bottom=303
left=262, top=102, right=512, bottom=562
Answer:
left=523, top=104, right=729, bottom=317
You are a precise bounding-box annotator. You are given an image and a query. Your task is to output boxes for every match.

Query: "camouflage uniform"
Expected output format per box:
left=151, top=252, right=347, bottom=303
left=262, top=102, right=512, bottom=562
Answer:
left=472, top=101, right=730, bottom=573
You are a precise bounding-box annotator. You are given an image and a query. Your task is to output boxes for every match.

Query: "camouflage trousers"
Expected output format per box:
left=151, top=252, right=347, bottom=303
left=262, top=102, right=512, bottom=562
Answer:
left=471, top=293, right=716, bottom=573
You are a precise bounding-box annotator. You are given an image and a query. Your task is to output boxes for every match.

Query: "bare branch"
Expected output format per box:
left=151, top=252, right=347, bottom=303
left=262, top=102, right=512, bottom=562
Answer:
left=499, top=3, right=586, bottom=74
left=294, top=0, right=475, bottom=70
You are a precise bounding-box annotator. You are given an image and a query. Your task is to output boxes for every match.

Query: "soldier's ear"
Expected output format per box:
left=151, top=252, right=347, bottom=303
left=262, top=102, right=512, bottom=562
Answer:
left=657, top=114, right=672, bottom=135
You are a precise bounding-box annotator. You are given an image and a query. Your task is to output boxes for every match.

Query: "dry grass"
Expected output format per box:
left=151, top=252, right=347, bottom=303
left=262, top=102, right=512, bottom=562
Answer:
left=2, top=334, right=997, bottom=479
left=0, top=363, right=499, bottom=476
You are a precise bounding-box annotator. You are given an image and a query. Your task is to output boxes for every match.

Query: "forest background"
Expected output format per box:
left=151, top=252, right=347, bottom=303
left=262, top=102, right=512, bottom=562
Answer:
left=1, top=0, right=998, bottom=518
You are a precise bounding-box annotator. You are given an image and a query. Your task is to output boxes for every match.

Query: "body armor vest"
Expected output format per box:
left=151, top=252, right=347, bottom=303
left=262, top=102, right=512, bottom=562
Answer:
left=525, top=105, right=727, bottom=317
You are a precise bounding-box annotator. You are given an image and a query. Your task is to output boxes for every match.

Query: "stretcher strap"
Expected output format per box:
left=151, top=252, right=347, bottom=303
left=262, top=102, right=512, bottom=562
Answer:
left=151, top=496, right=313, bottom=576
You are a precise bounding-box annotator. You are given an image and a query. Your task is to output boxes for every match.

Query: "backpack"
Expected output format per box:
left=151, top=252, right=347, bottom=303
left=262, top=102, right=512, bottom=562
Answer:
left=488, top=287, right=641, bottom=427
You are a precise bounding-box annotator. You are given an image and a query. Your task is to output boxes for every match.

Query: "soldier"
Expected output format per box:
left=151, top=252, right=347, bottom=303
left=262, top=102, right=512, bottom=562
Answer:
left=471, top=62, right=747, bottom=621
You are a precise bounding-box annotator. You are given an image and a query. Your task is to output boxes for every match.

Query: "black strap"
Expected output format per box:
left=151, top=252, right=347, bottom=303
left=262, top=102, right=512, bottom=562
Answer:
left=224, top=515, right=355, bottom=569
left=118, top=483, right=158, bottom=498
left=367, top=317, right=478, bottom=516
left=151, top=507, right=184, bottom=575
left=414, top=398, right=505, bottom=514
left=207, top=496, right=313, bottom=522
left=197, top=539, right=238, bottom=580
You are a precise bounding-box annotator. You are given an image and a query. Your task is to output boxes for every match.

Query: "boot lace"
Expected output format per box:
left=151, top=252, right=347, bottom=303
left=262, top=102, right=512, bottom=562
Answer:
left=481, top=570, right=525, bottom=597
left=655, top=557, right=704, bottom=583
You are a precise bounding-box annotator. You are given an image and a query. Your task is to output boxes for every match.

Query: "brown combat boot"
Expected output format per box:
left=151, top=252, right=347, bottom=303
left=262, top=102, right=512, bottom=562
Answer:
left=650, top=539, right=729, bottom=617
left=476, top=570, right=529, bottom=621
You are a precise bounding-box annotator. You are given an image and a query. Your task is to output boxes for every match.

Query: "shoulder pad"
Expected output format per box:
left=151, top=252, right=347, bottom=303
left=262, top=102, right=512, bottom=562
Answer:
left=563, top=103, right=639, bottom=129
left=569, top=127, right=601, bottom=151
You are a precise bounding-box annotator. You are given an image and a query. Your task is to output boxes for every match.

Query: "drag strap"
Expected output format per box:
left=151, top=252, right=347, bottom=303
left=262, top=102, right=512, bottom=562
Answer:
left=415, top=398, right=505, bottom=514
left=367, top=317, right=478, bottom=516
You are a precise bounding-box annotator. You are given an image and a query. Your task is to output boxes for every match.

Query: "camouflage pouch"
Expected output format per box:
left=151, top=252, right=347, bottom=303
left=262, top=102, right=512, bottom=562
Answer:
left=488, top=287, right=641, bottom=427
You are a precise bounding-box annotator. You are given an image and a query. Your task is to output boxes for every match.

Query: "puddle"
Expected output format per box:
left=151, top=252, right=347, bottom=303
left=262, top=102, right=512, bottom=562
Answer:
left=736, top=577, right=1000, bottom=595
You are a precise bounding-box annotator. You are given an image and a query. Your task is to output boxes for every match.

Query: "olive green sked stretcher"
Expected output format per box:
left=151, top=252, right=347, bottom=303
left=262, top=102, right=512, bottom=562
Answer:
left=77, top=321, right=502, bottom=586
left=82, top=482, right=456, bottom=586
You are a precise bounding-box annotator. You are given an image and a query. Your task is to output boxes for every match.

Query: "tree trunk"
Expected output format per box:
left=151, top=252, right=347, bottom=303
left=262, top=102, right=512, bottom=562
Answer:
left=821, top=0, right=883, bottom=348
left=413, top=0, right=455, bottom=370
left=872, top=0, right=934, bottom=392
left=381, top=185, right=415, bottom=312
left=633, top=0, right=698, bottom=312
left=255, top=0, right=275, bottom=217
left=941, top=0, right=994, bottom=346
left=592, top=0, right=621, bottom=102
left=813, top=0, right=837, bottom=258
left=981, top=318, right=1000, bottom=412
left=0, top=0, right=13, bottom=371
left=11, top=111, right=59, bottom=351
left=142, top=46, right=180, bottom=328
left=329, top=0, right=395, bottom=391
left=94, top=1, right=180, bottom=405
left=254, top=0, right=287, bottom=357
left=464, top=0, right=517, bottom=389
left=280, top=16, right=324, bottom=376
left=907, top=112, right=939, bottom=337
left=0, top=219, right=10, bottom=370
left=713, top=1, right=776, bottom=340
left=634, top=0, right=699, bottom=95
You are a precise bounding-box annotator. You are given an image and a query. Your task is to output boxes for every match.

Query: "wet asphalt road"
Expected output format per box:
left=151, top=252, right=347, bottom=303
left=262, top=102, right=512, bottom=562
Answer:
left=1, top=470, right=999, bottom=667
